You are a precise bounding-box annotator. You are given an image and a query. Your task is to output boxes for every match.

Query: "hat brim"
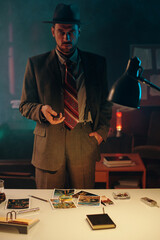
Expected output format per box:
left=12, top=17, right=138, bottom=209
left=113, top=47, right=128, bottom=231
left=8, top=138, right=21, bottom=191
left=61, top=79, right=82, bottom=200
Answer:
left=43, top=19, right=81, bottom=24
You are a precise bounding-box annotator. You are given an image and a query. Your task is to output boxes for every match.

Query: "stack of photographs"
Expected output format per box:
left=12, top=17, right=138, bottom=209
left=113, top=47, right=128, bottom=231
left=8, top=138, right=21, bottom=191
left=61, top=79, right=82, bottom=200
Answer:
left=49, top=189, right=103, bottom=209
left=50, top=189, right=76, bottom=209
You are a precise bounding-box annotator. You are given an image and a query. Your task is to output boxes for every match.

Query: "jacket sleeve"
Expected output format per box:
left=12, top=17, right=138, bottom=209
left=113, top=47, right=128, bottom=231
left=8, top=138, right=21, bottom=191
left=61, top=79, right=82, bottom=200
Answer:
left=19, top=58, right=44, bottom=123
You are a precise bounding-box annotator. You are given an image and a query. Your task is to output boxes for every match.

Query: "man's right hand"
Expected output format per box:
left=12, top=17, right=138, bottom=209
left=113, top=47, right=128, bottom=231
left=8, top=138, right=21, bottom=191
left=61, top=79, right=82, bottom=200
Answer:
left=41, top=105, right=65, bottom=125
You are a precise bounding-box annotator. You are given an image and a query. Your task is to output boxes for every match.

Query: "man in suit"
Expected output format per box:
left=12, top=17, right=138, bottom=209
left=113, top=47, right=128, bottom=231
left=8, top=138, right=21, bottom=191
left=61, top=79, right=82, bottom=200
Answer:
left=19, top=3, right=112, bottom=189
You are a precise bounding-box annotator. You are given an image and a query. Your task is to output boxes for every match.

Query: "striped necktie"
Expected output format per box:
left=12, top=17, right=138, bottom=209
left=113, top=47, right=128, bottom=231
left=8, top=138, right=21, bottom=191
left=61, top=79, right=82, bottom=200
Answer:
left=64, top=60, right=79, bottom=130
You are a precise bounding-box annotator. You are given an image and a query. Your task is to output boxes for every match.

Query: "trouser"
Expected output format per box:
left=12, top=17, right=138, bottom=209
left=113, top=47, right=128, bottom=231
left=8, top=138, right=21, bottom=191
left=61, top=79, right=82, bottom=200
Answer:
left=35, top=122, right=100, bottom=189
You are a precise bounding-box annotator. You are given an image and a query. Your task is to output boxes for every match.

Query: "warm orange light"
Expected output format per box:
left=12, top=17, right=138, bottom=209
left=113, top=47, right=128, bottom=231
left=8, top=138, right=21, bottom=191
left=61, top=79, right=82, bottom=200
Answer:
left=116, top=111, right=122, bottom=118
left=116, top=110, right=122, bottom=134
left=116, top=125, right=122, bottom=131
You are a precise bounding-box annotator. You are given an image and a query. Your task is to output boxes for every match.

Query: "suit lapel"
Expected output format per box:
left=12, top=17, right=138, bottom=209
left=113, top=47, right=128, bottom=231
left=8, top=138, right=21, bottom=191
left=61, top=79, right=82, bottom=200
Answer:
left=43, top=49, right=63, bottom=110
left=46, top=49, right=62, bottom=88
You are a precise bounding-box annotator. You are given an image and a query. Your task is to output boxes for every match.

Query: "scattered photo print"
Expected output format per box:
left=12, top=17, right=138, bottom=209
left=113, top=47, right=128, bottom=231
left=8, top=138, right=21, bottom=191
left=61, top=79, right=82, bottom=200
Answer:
left=6, top=198, right=30, bottom=209
left=77, top=195, right=100, bottom=207
left=101, top=196, right=114, bottom=205
left=50, top=199, right=76, bottom=209
left=72, top=190, right=97, bottom=198
left=53, top=189, right=75, bottom=200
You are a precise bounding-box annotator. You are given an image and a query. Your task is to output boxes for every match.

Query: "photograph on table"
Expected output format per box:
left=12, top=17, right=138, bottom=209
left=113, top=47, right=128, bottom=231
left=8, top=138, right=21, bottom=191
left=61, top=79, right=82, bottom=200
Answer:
left=72, top=190, right=98, bottom=198
left=53, top=189, right=75, bottom=199
left=49, top=198, right=76, bottom=209
left=77, top=195, right=101, bottom=207
left=6, top=198, right=30, bottom=209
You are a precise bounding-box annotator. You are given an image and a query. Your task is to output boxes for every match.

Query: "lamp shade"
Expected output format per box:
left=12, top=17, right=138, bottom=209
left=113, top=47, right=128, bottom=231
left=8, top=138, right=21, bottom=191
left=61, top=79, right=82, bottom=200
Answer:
left=108, top=57, right=142, bottom=108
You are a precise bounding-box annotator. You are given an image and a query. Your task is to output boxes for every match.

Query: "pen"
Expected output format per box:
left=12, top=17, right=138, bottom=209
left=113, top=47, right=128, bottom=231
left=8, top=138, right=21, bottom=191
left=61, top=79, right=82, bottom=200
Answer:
left=29, top=195, right=49, bottom=202
left=17, top=207, right=40, bottom=214
left=103, top=207, right=105, bottom=214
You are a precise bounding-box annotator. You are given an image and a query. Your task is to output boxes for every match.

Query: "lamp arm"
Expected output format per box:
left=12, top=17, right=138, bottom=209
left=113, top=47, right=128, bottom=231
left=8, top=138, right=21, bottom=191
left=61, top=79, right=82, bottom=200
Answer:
left=139, top=77, right=160, bottom=92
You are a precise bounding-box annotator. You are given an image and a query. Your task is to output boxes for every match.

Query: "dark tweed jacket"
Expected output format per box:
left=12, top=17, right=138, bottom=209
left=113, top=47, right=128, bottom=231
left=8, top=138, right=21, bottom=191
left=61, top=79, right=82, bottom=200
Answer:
left=19, top=49, right=112, bottom=171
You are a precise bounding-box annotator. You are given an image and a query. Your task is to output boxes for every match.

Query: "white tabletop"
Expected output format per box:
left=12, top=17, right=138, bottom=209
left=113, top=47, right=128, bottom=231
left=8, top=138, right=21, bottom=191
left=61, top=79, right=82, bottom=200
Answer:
left=0, top=188, right=160, bottom=240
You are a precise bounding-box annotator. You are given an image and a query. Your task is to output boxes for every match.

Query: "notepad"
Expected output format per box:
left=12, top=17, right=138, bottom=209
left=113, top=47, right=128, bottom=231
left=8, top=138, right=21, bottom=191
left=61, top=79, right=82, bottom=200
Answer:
left=86, top=213, right=116, bottom=230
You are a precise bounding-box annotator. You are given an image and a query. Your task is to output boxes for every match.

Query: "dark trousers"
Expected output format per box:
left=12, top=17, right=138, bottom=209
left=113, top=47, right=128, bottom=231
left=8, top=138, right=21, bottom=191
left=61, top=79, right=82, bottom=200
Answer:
left=35, top=122, right=100, bottom=189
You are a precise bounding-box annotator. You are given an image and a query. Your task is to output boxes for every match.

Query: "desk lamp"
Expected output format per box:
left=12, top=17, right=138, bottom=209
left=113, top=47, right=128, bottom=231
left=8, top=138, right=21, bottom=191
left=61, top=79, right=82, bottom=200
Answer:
left=108, top=56, right=160, bottom=108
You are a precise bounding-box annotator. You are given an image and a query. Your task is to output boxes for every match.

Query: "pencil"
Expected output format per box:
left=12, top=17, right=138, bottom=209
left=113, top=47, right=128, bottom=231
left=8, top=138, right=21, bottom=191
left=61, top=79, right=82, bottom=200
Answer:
left=29, top=195, right=48, bottom=202
left=103, top=207, right=105, bottom=214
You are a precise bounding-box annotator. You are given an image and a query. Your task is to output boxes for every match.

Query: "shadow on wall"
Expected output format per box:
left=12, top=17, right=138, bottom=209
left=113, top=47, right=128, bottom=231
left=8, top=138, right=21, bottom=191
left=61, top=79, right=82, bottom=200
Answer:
left=0, top=123, right=34, bottom=159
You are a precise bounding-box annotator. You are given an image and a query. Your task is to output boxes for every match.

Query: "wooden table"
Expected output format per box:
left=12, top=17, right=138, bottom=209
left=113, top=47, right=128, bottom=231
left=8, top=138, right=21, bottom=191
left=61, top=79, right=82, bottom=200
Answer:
left=95, top=153, right=146, bottom=188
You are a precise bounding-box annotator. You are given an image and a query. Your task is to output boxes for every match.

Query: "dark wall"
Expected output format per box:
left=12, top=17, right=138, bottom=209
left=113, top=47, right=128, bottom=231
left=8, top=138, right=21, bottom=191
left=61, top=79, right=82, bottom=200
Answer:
left=0, top=0, right=160, bottom=157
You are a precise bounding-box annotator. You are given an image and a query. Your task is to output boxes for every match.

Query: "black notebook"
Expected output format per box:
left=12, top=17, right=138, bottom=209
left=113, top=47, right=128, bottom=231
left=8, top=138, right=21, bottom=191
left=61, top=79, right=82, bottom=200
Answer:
left=103, top=155, right=134, bottom=167
left=86, top=213, right=116, bottom=230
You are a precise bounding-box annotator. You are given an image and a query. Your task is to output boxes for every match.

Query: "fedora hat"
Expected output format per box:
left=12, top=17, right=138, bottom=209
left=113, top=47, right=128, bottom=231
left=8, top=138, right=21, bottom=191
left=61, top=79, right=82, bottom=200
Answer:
left=43, top=3, right=81, bottom=24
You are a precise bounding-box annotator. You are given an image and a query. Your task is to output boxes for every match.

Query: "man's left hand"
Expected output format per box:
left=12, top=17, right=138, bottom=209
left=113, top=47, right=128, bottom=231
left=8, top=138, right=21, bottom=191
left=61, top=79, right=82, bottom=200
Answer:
left=89, top=132, right=103, bottom=145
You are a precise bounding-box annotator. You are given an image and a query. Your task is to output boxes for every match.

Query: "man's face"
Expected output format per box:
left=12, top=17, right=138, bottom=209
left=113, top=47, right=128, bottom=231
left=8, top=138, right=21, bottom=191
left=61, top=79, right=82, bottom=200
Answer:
left=51, top=23, right=80, bottom=55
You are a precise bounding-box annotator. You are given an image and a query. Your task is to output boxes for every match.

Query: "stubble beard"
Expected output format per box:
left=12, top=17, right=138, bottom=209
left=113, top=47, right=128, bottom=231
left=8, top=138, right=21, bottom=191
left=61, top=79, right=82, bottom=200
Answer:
left=57, top=41, right=78, bottom=56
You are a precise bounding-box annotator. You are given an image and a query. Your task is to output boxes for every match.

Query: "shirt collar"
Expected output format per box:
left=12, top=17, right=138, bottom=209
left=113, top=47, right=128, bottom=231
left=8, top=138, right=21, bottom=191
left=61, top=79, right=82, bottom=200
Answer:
left=55, top=48, right=78, bottom=65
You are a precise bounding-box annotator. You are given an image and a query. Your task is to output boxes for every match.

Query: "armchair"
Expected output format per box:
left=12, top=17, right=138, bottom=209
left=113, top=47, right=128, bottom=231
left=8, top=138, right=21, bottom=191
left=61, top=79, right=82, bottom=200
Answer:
left=133, top=111, right=160, bottom=187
